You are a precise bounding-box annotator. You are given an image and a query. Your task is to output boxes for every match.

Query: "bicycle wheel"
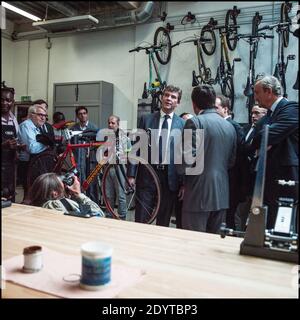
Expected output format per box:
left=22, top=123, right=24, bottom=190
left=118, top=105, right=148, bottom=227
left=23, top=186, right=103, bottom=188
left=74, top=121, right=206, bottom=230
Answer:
left=281, top=2, right=291, bottom=48
left=27, top=150, right=58, bottom=188
left=221, top=76, right=235, bottom=110
left=154, top=27, right=172, bottom=65
left=102, top=160, right=161, bottom=224
left=200, top=27, right=216, bottom=56
left=225, top=9, right=238, bottom=51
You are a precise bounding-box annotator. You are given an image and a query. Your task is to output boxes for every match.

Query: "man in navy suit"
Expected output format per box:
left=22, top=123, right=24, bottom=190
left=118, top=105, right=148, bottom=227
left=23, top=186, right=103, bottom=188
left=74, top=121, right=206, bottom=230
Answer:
left=128, top=85, right=185, bottom=226
left=252, top=75, right=298, bottom=229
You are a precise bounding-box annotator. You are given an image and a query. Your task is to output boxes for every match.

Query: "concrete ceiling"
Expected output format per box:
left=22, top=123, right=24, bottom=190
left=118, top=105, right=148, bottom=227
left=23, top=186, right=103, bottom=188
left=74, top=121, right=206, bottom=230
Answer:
left=3, top=1, right=164, bottom=39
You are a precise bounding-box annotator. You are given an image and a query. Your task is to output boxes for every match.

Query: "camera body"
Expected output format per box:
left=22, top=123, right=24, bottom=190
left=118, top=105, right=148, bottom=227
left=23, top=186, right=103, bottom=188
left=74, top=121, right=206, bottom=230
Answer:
left=60, top=169, right=78, bottom=186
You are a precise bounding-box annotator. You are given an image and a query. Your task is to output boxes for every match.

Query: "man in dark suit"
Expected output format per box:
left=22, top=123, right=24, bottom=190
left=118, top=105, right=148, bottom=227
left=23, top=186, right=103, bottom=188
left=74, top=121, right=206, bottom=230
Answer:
left=252, top=75, right=298, bottom=229
left=180, top=85, right=237, bottom=234
left=128, top=85, right=185, bottom=226
left=235, top=104, right=267, bottom=231
left=243, top=105, right=267, bottom=144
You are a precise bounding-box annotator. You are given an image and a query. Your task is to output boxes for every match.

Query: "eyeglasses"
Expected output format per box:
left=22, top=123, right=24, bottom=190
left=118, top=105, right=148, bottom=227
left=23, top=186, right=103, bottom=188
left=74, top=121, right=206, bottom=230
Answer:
left=77, top=112, right=87, bottom=115
left=32, top=112, right=48, bottom=118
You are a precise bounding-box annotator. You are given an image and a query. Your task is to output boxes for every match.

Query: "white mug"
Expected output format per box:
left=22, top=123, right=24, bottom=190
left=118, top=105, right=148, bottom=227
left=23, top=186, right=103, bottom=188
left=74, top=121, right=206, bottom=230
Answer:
left=79, top=241, right=113, bottom=291
left=23, top=246, right=43, bottom=273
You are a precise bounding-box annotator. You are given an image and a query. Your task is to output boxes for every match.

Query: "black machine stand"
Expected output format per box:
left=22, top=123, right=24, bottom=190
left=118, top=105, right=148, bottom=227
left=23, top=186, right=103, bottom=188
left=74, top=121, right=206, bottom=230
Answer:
left=221, top=125, right=298, bottom=263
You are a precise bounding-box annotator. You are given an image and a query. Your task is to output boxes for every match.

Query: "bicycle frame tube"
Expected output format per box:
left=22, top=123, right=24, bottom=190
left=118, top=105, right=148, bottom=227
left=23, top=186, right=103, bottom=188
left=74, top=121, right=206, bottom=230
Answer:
left=196, top=41, right=202, bottom=76
left=82, top=158, right=106, bottom=191
left=54, top=140, right=104, bottom=173
left=148, top=53, right=153, bottom=89
left=151, top=53, right=163, bottom=85
left=249, top=40, right=255, bottom=87
left=222, top=33, right=231, bottom=72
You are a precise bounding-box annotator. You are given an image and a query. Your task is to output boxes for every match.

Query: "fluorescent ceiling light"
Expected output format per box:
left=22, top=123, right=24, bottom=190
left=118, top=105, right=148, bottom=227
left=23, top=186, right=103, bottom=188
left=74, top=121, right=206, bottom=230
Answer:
left=32, top=15, right=99, bottom=32
left=2, top=1, right=41, bottom=21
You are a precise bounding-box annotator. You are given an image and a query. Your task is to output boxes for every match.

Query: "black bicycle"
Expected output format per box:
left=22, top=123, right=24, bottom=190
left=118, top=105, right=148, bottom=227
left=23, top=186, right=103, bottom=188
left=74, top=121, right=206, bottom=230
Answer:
left=240, top=12, right=273, bottom=122
left=258, top=2, right=295, bottom=98
left=207, top=17, right=241, bottom=110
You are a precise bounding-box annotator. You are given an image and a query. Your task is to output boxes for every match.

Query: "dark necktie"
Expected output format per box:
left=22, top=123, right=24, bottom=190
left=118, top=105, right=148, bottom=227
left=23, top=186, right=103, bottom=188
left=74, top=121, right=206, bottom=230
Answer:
left=39, top=124, right=47, bottom=134
left=159, top=114, right=170, bottom=163
left=265, top=109, right=272, bottom=124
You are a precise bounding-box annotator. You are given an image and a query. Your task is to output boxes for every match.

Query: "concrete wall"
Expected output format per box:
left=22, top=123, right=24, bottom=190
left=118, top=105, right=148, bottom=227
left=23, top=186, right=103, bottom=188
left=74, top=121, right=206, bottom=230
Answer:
left=1, top=1, right=299, bottom=127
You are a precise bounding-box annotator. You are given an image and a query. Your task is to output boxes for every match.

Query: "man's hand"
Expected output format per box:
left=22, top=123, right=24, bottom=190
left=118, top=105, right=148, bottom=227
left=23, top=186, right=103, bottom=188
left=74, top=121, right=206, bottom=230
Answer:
left=178, top=185, right=185, bottom=201
left=127, top=177, right=136, bottom=188
left=66, top=176, right=81, bottom=197
left=2, top=138, right=18, bottom=150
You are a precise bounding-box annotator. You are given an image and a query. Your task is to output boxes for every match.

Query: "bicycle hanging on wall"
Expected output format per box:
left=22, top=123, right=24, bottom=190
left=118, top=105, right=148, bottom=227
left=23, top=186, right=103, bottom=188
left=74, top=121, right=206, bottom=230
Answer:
left=202, top=14, right=241, bottom=110
left=258, top=2, right=295, bottom=98
left=171, top=34, right=215, bottom=86
left=129, top=27, right=172, bottom=112
left=238, top=12, right=273, bottom=122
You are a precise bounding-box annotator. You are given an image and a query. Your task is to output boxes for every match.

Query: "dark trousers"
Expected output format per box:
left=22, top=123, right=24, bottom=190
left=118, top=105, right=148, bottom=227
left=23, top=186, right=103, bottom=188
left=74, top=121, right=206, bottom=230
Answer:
left=134, top=165, right=176, bottom=226
left=155, top=168, right=177, bottom=227
left=174, top=199, right=183, bottom=229
left=1, top=162, right=16, bottom=202
left=182, top=209, right=227, bottom=234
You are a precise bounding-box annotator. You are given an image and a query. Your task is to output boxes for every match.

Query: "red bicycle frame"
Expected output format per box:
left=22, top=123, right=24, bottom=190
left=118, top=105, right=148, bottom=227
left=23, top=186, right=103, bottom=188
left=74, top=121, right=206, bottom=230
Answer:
left=54, top=141, right=106, bottom=191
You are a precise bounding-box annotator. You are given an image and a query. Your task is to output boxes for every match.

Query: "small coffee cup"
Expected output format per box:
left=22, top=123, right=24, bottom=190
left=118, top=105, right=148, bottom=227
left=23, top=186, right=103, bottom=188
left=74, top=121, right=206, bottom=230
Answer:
left=23, top=246, right=43, bottom=273
left=79, top=241, right=113, bottom=291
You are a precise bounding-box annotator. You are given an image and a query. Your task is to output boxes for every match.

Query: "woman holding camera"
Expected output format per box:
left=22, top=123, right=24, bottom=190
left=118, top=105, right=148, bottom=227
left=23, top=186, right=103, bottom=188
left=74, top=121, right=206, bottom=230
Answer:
left=28, top=172, right=105, bottom=216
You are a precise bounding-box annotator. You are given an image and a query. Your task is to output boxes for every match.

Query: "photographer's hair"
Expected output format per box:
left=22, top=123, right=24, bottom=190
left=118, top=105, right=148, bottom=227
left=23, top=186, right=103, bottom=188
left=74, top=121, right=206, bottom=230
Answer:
left=191, top=84, right=216, bottom=110
left=29, top=173, right=64, bottom=207
left=75, top=106, right=88, bottom=115
left=255, top=75, right=282, bottom=96
left=163, top=85, right=182, bottom=103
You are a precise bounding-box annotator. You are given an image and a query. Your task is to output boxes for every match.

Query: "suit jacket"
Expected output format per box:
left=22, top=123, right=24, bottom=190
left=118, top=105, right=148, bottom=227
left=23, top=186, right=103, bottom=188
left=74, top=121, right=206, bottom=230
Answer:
left=226, top=118, right=247, bottom=205
left=129, top=111, right=185, bottom=192
left=252, top=98, right=298, bottom=181
left=181, top=109, right=237, bottom=212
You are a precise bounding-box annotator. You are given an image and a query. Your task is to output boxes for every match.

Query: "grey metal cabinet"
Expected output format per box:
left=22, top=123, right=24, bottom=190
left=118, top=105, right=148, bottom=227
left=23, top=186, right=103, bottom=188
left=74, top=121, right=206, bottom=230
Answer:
left=53, top=81, right=113, bottom=128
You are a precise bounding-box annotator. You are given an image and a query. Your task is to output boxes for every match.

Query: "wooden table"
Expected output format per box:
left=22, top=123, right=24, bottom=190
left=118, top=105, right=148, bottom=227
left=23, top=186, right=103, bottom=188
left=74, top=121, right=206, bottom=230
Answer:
left=1, top=204, right=298, bottom=298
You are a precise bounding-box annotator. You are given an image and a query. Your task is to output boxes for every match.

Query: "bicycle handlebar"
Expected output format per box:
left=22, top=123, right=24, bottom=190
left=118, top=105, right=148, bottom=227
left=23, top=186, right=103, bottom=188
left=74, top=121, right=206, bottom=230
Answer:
left=213, top=24, right=240, bottom=32
left=230, top=33, right=274, bottom=40
left=129, top=44, right=162, bottom=53
left=257, top=21, right=291, bottom=32
left=171, top=37, right=211, bottom=48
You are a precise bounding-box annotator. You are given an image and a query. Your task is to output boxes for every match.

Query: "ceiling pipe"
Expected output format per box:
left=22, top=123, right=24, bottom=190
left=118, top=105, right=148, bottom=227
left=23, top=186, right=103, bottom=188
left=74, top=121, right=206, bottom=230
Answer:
left=12, top=1, right=155, bottom=41
left=133, top=1, right=154, bottom=23
left=117, top=2, right=139, bottom=10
